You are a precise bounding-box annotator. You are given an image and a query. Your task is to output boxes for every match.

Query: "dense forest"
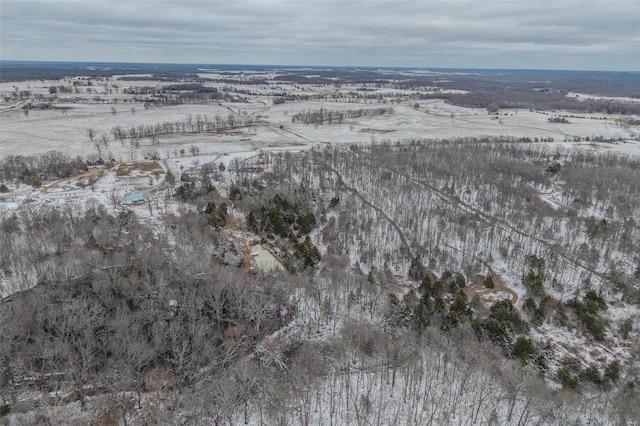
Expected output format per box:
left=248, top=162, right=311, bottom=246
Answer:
left=1, top=137, right=639, bottom=424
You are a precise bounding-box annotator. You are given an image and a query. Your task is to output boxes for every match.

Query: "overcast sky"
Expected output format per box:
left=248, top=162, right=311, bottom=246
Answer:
left=1, top=0, right=639, bottom=71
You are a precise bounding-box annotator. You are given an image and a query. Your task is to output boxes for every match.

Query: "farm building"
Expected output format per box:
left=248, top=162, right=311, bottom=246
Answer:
left=120, top=192, right=151, bottom=205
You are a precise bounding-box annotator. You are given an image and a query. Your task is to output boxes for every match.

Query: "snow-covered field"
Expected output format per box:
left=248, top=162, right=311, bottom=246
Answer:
left=2, top=78, right=638, bottom=161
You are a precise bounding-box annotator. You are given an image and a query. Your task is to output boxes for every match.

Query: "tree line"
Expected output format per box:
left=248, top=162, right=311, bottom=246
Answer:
left=0, top=151, right=87, bottom=187
left=291, top=107, right=394, bottom=125
left=109, top=113, right=255, bottom=144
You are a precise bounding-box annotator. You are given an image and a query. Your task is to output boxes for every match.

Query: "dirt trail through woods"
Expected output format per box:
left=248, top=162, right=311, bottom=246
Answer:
left=331, top=162, right=521, bottom=304
left=328, top=166, right=416, bottom=262
left=284, top=128, right=608, bottom=286
left=358, top=154, right=609, bottom=283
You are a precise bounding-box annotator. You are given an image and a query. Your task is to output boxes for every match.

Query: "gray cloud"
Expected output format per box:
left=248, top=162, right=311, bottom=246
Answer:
left=1, top=0, right=638, bottom=70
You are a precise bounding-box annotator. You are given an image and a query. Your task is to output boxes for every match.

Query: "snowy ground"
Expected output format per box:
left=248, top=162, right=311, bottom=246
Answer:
left=2, top=76, right=638, bottom=160
left=2, top=73, right=638, bottom=257
left=2, top=76, right=639, bottom=254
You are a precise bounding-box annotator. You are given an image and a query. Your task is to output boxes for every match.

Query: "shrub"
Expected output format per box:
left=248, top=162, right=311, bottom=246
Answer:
left=483, top=276, right=495, bottom=289
left=619, top=318, right=633, bottom=339
left=28, top=175, right=42, bottom=188
left=512, top=336, right=536, bottom=363
left=294, top=235, right=321, bottom=268
left=228, top=184, right=243, bottom=201
left=567, top=292, right=607, bottom=341
left=604, top=360, right=620, bottom=383
left=490, top=300, right=528, bottom=333
left=523, top=269, right=545, bottom=297
left=473, top=300, right=529, bottom=351
left=523, top=297, right=537, bottom=313
left=584, top=314, right=606, bottom=341
left=557, top=366, right=579, bottom=390
left=580, top=366, right=605, bottom=386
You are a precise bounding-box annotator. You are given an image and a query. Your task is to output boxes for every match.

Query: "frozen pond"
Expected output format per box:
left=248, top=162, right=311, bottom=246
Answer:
left=251, top=244, right=285, bottom=272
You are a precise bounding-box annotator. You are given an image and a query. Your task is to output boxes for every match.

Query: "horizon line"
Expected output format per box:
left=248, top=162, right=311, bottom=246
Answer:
left=1, top=59, right=637, bottom=74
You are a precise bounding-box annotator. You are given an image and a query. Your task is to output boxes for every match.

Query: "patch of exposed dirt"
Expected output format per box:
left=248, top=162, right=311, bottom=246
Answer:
left=226, top=216, right=259, bottom=271
left=42, top=167, right=106, bottom=192
left=465, top=274, right=518, bottom=315
left=116, top=162, right=163, bottom=178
